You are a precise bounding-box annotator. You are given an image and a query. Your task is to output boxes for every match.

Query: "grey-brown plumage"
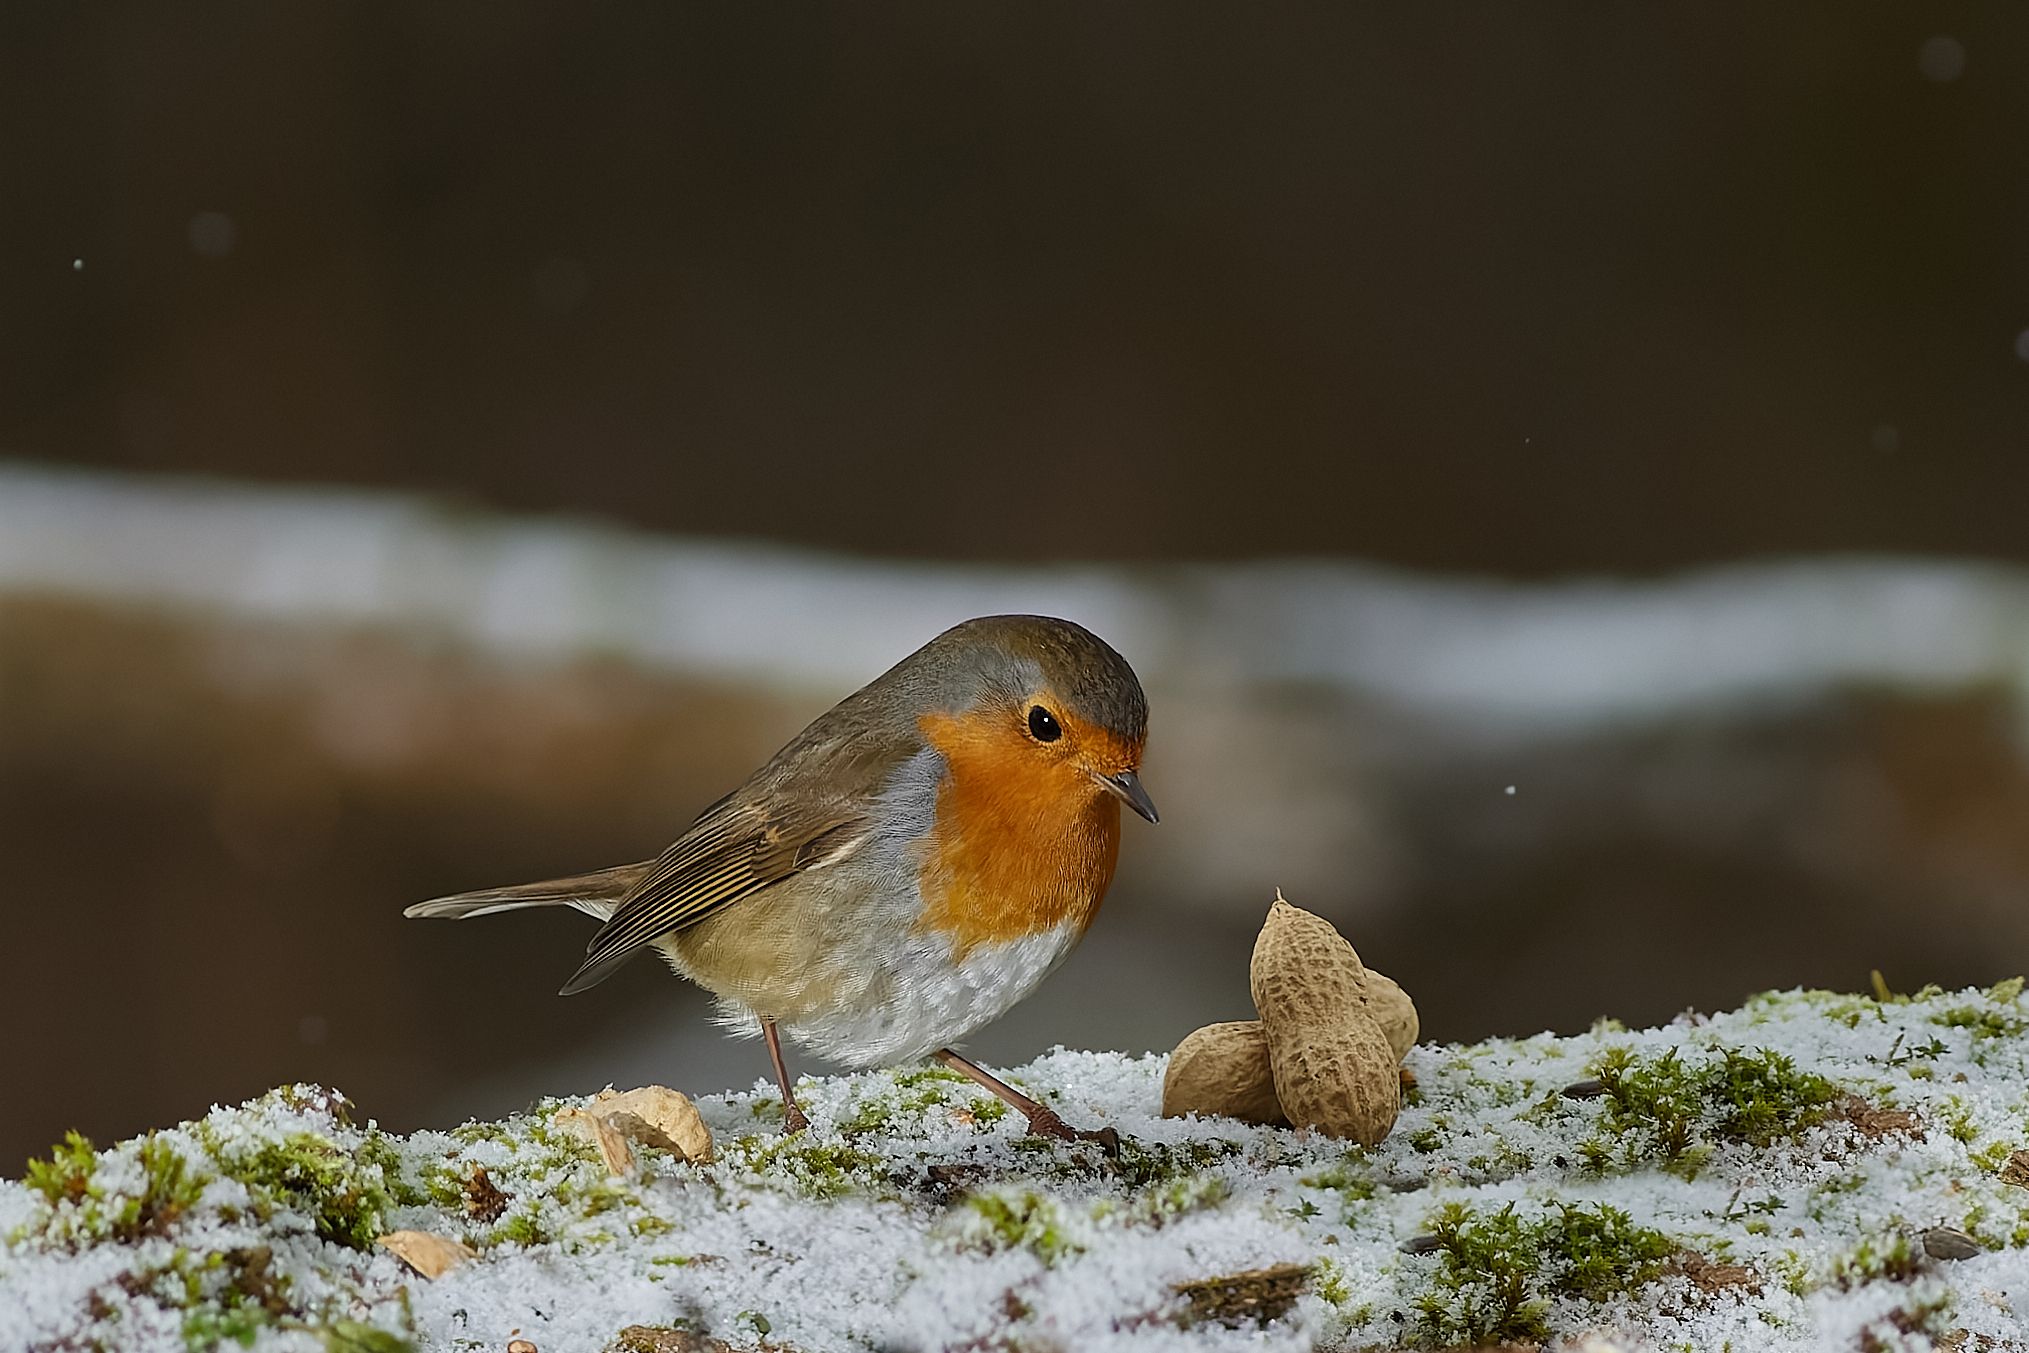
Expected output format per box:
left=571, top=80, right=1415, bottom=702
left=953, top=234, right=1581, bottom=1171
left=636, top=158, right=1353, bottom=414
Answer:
left=405, top=614, right=1153, bottom=1052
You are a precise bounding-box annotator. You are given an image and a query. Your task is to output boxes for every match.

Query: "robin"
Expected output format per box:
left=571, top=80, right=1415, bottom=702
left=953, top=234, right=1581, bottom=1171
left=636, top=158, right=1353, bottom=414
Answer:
left=406, top=614, right=1157, bottom=1139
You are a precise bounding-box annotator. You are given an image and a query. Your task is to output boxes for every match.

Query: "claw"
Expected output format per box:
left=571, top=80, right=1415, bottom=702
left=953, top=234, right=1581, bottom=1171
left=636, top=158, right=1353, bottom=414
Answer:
left=1024, top=1108, right=1120, bottom=1156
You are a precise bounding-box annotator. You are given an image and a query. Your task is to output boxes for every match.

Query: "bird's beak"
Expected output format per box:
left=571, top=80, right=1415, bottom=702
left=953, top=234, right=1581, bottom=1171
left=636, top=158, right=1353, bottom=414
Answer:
left=1096, top=768, right=1160, bottom=824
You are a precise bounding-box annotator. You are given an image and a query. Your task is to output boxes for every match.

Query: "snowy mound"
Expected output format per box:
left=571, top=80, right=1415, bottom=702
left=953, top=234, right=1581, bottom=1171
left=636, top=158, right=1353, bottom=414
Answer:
left=7, top=984, right=2029, bottom=1352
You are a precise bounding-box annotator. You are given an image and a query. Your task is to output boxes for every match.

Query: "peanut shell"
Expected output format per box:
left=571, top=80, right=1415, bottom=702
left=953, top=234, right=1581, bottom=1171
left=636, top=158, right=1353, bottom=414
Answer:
left=1161, top=1021, right=1287, bottom=1125
left=376, top=1229, right=476, bottom=1279
left=1362, top=969, right=1420, bottom=1061
left=1250, top=894, right=1400, bottom=1144
left=1266, top=1012, right=1400, bottom=1144
left=1250, top=895, right=1371, bottom=1028
left=593, top=1085, right=715, bottom=1162
left=555, top=1105, right=637, bottom=1175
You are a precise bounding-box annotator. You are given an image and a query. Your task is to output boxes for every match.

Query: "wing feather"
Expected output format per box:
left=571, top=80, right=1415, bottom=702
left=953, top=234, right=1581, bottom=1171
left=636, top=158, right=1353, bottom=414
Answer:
left=555, top=683, right=928, bottom=996
left=556, top=800, right=866, bottom=995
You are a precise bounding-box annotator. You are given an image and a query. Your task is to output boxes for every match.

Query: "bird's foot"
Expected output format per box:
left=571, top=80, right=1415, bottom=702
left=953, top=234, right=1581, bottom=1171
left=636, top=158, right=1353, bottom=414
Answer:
left=781, top=1102, right=811, bottom=1135
left=1024, top=1106, right=1120, bottom=1156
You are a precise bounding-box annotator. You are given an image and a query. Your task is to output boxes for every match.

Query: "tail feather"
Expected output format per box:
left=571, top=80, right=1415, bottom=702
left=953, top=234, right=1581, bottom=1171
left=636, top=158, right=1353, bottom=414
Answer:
left=403, top=861, right=653, bottom=922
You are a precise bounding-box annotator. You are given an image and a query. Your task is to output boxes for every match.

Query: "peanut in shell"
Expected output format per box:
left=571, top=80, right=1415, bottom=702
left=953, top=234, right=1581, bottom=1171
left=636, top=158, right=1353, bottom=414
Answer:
left=1250, top=895, right=1401, bottom=1144
left=1161, top=1021, right=1287, bottom=1125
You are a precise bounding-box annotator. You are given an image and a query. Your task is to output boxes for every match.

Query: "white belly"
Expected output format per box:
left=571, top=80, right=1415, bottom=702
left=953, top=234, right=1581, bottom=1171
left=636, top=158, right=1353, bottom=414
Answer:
left=720, top=919, right=1085, bottom=1068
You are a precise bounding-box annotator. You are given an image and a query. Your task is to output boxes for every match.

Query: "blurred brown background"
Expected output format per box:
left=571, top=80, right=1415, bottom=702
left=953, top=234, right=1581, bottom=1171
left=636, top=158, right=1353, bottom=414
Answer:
left=5, top=5, right=2029, bottom=1167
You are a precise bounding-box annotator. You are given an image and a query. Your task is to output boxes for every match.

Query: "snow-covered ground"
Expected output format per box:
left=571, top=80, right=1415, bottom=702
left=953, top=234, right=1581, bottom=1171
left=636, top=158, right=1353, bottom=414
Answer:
left=7, top=983, right=2029, bottom=1352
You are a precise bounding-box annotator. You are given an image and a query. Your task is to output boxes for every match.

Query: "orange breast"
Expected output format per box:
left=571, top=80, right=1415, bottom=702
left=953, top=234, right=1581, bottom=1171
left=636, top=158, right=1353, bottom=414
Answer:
left=912, top=711, right=1122, bottom=955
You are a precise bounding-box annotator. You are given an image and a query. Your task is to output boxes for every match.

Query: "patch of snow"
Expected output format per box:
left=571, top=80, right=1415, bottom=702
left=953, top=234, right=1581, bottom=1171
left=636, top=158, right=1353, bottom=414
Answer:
left=6, top=985, right=2029, bottom=1350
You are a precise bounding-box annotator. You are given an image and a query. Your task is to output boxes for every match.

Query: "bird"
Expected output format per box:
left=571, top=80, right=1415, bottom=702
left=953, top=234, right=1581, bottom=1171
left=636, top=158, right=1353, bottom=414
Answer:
left=406, top=614, right=1157, bottom=1139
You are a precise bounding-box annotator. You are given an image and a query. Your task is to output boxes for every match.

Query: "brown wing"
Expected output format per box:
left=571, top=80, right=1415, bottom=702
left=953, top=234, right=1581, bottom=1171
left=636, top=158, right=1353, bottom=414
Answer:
left=557, top=799, right=864, bottom=995
left=555, top=662, right=932, bottom=996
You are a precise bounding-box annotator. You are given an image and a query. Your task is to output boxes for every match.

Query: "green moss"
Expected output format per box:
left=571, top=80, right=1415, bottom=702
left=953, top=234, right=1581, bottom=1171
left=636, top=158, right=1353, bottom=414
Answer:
left=197, top=1129, right=394, bottom=1251
left=1406, top=1123, right=1446, bottom=1154
left=1407, top=1201, right=1675, bottom=1346
left=1833, top=1231, right=1920, bottom=1286
left=1109, top=1174, right=1229, bottom=1226
left=1407, top=1202, right=1548, bottom=1345
left=962, top=1189, right=1079, bottom=1264
left=1549, top=1202, right=1676, bottom=1301
left=841, top=1066, right=1013, bottom=1132
left=269, top=1085, right=357, bottom=1125
left=1312, top=1256, right=1352, bottom=1306
left=19, top=1131, right=207, bottom=1248
left=1933, top=1004, right=2029, bottom=1043
left=83, top=1245, right=299, bottom=1351
left=726, top=1134, right=890, bottom=1201
left=1300, top=1154, right=1378, bottom=1204
left=1589, top=1048, right=1701, bottom=1168
left=491, top=1207, right=551, bottom=1249
left=1935, top=1096, right=1979, bottom=1145
left=1108, top=1136, right=1236, bottom=1192
left=1970, top=1140, right=2016, bottom=1173
left=1708, top=1049, right=1838, bottom=1147
left=1582, top=1045, right=1837, bottom=1175
left=23, top=1129, right=99, bottom=1208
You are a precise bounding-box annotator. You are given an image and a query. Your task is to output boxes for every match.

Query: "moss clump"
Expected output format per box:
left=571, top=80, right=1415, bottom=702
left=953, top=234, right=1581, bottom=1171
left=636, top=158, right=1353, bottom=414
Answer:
left=1093, top=1173, right=1230, bottom=1229
left=1833, top=1230, right=1921, bottom=1287
left=1708, top=1048, right=1839, bottom=1147
left=1582, top=1046, right=1838, bottom=1176
left=489, top=1206, right=551, bottom=1249
left=1299, top=1155, right=1378, bottom=1204
left=1407, top=1202, right=1548, bottom=1345
left=1407, top=1201, right=1675, bottom=1346
left=199, top=1129, right=395, bottom=1251
left=22, top=1130, right=99, bottom=1209
left=1932, top=1004, right=2029, bottom=1044
left=1107, top=1136, right=1236, bottom=1192
left=960, top=1188, right=1079, bottom=1264
left=726, top=1134, right=889, bottom=1201
left=81, top=1244, right=299, bottom=1351
left=20, top=1131, right=206, bottom=1248
left=1312, top=1256, right=1352, bottom=1307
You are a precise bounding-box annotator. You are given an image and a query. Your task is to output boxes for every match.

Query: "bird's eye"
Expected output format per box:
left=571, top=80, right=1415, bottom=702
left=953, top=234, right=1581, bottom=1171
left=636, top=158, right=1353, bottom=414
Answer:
left=1027, top=705, right=1062, bottom=742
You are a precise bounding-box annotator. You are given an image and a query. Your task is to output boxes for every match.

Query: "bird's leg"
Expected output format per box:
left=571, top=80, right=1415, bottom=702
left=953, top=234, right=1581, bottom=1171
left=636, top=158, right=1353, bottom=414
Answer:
left=763, top=1018, right=810, bottom=1134
left=933, top=1049, right=1119, bottom=1153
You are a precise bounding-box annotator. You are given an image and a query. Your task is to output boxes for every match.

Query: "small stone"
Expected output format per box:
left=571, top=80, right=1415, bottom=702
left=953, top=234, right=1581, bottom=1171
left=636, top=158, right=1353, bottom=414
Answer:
left=1561, top=1078, right=1608, bottom=1099
left=1400, top=1233, right=1445, bottom=1254
left=508, top=1341, right=538, bottom=1353
left=1922, top=1226, right=1983, bottom=1261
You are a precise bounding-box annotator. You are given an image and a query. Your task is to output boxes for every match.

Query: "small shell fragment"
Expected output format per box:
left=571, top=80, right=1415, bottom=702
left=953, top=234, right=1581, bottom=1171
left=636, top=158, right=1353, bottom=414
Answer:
left=376, top=1229, right=477, bottom=1279
left=556, top=1106, right=638, bottom=1176
left=593, top=1085, right=715, bottom=1162
left=558, top=1085, right=717, bottom=1175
